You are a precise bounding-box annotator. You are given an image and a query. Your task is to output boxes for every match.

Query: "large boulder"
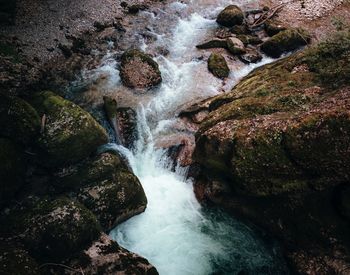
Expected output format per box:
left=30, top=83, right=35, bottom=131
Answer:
left=216, top=5, right=244, bottom=27
left=69, top=234, right=158, bottom=275
left=0, top=94, right=40, bottom=145
left=192, top=32, right=350, bottom=273
left=261, top=28, right=310, bottom=58
left=208, top=53, right=230, bottom=79
left=77, top=164, right=147, bottom=231
left=120, top=49, right=162, bottom=89
left=264, top=19, right=287, bottom=37
left=0, top=138, right=26, bottom=205
left=1, top=197, right=101, bottom=261
left=55, top=152, right=147, bottom=231
left=30, top=91, right=108, bottom=167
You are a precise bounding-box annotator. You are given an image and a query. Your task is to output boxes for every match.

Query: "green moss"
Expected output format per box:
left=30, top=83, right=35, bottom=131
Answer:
left=103, top=96, right=117, bottom=120
left=208, top=53, right=230, bottom=79
left=285, top=111, right=350, bottom=189
left=236, top=35, right=262, bottom=46
left=29, top=91, right=108, bottom=167
left=300, top=30, right=350, bottom=88
left=231, top=124, right=308, bottom=196
left=0, top=94, right=41, bottom=145
left=261, top=28, right=310, bottom=58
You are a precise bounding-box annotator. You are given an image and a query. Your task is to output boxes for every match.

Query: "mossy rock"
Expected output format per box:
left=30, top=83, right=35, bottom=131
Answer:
left=300, top=30, right=350, bottom=88
left=0, top=240, right=40, bottom=275
left=226, top=37, right=246, bottom=55
left=261, top=28, right=310, bottom=58
left=0, top=94, right=40, bottom=145
left=103, top=95, right=117, bottom=121
left=196, top=39, right=228, bottom=49
left=264, top=19, right=287, bottom=37
left=208, top=53, right=230, bottom=79
left=236, top=35, right=263, bottom=46
left=54, top=152, right=126, bottom=191
left=0, top=138, right=26, bottom=205
left=29, top=91, right=108, bottom=167
left=77, top=167, right=147, bottom=231
left=216, top=5, right=244, bottom=27
left=120, top=49, right=162, bottom=89
left=285, top=110, right=350, bottom=189
left=1, top=197, right=101, bottom=261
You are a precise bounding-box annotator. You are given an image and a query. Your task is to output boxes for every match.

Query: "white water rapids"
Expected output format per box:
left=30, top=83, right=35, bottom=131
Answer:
left=79, top=0, right=289, bottom=274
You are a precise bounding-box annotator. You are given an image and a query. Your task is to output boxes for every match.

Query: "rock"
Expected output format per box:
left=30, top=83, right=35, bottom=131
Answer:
left=77, top=166, right=147, bottom=230
left=29, top=91, right=108, bottom=167
left=236, top=34, right=262, bottom=46
left=0, top=94, right=40, bottom=145
left=239, top=48, right=262, bottom=63
left=264, top=19, right=287, bottom=37
left=70, top=233, right=158, bottom=275
left=116, top=107, right=138, bottom=148
left=216, top=5, right=244, bottom=27
left=192, top=32, right=350, bottom=273
left=260, top=28, right=310, bottom=58
left=196, top=39, right=227, bottom=49
left=1, top=197, right=101, bottom=261
left=208, top=53, right=230, bottom=79
left=0, top=138, right=26, bottom=206
left=226, top=37, right=246, bottom=55
left=0, top=240, right=40, bottom=275
left=230, top=24, right=250, bottom=35
left=120, top=49, right=162, bottom=89
left=103, top=96, right=138, bottom=147
left=103, top=95, right=121, bottom=143
left=54, top=152, right=125, bottom=191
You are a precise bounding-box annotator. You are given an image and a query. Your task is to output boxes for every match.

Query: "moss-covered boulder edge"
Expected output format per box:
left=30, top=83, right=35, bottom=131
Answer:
left=0, top=91, right=155, bottom=274
left=191, top=30, right=350, bottom=273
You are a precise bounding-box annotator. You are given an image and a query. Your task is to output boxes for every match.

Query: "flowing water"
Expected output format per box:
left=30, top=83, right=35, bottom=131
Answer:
left=78, top=0, right=289, bottom=274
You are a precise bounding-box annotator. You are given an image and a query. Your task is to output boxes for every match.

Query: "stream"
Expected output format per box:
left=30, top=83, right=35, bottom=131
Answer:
left=77, top=0, right=289, bottom=274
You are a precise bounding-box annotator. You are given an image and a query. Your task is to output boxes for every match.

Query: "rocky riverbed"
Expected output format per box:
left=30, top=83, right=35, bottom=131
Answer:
left=1, top=0, right=350, bottom=274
